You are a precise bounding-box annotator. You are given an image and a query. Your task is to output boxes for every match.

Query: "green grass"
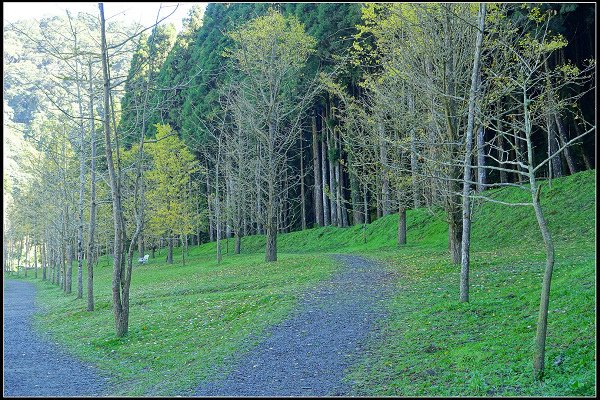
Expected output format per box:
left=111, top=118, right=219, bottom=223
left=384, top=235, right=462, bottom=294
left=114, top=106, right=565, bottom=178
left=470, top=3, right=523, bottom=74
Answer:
left=6, top=170, right=595, bottom=396
left=13, top=253, right=339, bottom=396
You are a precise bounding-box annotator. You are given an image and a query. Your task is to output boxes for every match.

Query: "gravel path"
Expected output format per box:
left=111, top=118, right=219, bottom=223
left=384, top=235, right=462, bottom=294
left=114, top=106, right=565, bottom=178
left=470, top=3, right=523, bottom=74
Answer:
left=194, top=254, right=396, bottom=397
left=3, top=280, right=109, bottom=397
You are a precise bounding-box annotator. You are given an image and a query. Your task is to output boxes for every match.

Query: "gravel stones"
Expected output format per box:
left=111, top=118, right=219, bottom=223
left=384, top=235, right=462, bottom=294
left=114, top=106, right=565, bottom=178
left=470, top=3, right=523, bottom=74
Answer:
left=194, top=254, right=395, bottom=397
left=3, top=280, right=109, bottom=397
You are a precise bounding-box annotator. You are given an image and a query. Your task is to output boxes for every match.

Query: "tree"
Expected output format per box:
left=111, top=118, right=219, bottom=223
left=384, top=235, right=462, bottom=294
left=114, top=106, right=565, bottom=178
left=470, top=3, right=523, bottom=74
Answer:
left=226, top=9, right=318, bottom=262
left=145, top=124, right=200, bottom=264
left=471, top=4, right=595, bottom=379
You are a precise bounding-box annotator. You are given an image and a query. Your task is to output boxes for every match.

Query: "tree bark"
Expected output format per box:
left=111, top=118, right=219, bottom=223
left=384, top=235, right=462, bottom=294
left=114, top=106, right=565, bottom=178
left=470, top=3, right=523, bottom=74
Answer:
left=312, top=113, right=323, bottom=226
left=460, top=3, right=486, bottom=302
left=42, top=241, right=47, bottom=281
left=299, top=136, right=307, bottom=230
left=476, top=125, right=486, bottom=192
left=379, top=122, right=391, bottom=216
left=100, top=2, right=127, bottom=337
left=348, top=153, right=363, bottom=225
left=553, top=114, right=576, bottom=175
left=524, top=83, right=555, bottom=381
left=327, top=130, right=337, bottom=226
left=321, top=136, right=330, bottom=226
left=167, top=235, right=174, bottom=264
left=33, top=240, right=38, bottom=279
left=397, top=205, right=406, bottom=245
left=24, top=235, right=29, bottom=278
left=87, top=59, right=96, bottom=312
left=497, top=114, right=509, bottom=184
left=408, top=94, right=420, bottom=209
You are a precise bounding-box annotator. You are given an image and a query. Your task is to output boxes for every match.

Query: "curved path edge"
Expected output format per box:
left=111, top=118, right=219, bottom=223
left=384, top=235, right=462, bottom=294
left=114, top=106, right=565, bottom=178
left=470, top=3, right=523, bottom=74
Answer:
left=3, top=279, right=109, bottom=397
left=194, top=253, right=397, bottom=397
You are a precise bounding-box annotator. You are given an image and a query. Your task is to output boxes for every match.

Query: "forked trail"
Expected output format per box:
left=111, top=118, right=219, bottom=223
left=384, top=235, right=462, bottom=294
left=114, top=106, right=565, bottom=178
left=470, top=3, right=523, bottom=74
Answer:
left=194, top=254, right=396, bottom=396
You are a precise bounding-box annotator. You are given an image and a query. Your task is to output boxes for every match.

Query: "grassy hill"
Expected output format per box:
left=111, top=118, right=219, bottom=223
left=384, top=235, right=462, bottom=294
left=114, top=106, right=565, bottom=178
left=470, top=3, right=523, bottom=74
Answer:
left=9, top=170, right=595, bottom=396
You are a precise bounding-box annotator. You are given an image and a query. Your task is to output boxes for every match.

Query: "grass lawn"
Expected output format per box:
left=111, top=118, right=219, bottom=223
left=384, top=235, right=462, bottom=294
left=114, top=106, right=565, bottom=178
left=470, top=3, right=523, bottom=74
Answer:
left=7, top=170, right=595, bottom=396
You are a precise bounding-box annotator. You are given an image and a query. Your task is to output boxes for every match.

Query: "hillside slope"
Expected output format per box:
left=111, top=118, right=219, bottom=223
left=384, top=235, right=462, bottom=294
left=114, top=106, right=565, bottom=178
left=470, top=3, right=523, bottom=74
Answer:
left=12, top=170, right=595, bottom=396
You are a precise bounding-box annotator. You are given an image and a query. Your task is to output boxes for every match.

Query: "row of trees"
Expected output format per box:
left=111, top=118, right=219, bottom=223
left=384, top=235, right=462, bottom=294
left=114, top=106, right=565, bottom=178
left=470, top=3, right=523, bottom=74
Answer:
left=3, top=2, right=595, bottom=380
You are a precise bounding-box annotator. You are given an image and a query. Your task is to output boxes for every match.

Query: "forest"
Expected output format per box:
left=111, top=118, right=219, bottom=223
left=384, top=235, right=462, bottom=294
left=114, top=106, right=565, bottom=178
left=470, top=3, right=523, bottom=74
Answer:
left=3, top=3, right=596, bottom=397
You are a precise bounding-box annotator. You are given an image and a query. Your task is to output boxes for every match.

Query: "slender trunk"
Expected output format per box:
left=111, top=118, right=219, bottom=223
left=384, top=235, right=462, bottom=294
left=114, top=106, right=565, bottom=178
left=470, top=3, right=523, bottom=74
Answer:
left=312, top=114, right=323, bottom=226
left=100, top=3, right=127, bottom=337
left=572, top=116, right=592, bottom=170
left=335, top=149, right=343, bottom=227
left=73, top=51, right=86, bottom=300
left=299, top=136, right=307, bottom=230
left=460, top=3, right=485, bottom=302
left=531, top=181, right=555, bottom=381
left=42, top=241, right=47, bottom=281
left=206, top=165, right=214, bottom=242
left=266, top=122, right=277, bottom=262
left=497, top=114, right=509, bottom=184
left=66, top=237, right=73, bottom=293
left=554, top=114, right=576, bottom=174
left=24, top=235, right=29, bottom=278
left=362, top=182, right=369, bottom=243
left=544, top=59, right=563, bottom=179
left=379, top=122, right=391, bottom=216
left=215, top=154, right=222, bottom=263
left=349, top=154, right=362, bottom=225
left=476, top=125, right=486, bottom=192
left=87, top=59, right=96, bottom=311
left=33, top=240, right=38, bottom=279
left=321, top=136, right=330, bottom=226
left=327, top=130, right=337, bottom=226
left=524, top=81, right=555, bottom=381
left=408, top=94, right=420, bottom=209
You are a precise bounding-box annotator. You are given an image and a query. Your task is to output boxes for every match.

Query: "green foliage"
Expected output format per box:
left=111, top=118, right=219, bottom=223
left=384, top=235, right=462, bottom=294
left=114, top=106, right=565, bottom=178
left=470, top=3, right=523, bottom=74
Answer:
left=227, top=9, right=316, bottom=75
left=145, top=124, right=200, bottom=239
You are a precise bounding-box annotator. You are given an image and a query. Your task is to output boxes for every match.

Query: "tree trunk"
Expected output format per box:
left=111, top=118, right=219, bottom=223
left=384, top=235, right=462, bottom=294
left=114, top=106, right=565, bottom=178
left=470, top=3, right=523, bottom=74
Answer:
left=167, top=235, right=174, bottom=264
left=460, top=3, right=486, bottom=302
left=408, top=94, right=420, bottom=209
left=33, top=240, right=38, bottom=279
left=100, top=3, right=128, bottom=337
left=73, top=51, right=86, bottom=300
left=300, top=136, right=307, bottom=230
left=266, top=122, right=277, bottom=262
left=321, top=136, right=330, bottom=226
left=87, top=59, right=96, bottom=312
left=42, top=241, right=47, bottom=281
left=573, top=116, right=592, bottom=170
left=66, top=237, right=73, bottom=294
left=531, top=181, right=555, bottom=381
left=24, top=235, right=29, bottom=278
left=349, top=154, right=363, bottom=225
left=327, top=130, right=337, bottom=226
left=449, top=209, right=462, bottom=265
left=524, top=83, right=555, bottom=381
left=476, top=125, right=486, bottom=192
left=335, top=149, right=343, bottom=227
left=397, top=205, right=406, bottom=246
left=497, top=116, right=509, bottom=184
left=215, top=155, right=222, bottom=263
left=312, top=113, right=323, bottom=226
left=379, top=122, right=391, bottom=216
left=554, top=114, right=576, bottom=175
left=206, top=165, right=214, bottom=242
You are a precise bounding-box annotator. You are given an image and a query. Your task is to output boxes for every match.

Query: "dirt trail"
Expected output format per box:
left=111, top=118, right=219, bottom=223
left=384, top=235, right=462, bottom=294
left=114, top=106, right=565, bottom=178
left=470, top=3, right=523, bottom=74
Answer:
left=3, top=279, right=109, bottom=397
left=194, top=254, right=395, bottom=396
